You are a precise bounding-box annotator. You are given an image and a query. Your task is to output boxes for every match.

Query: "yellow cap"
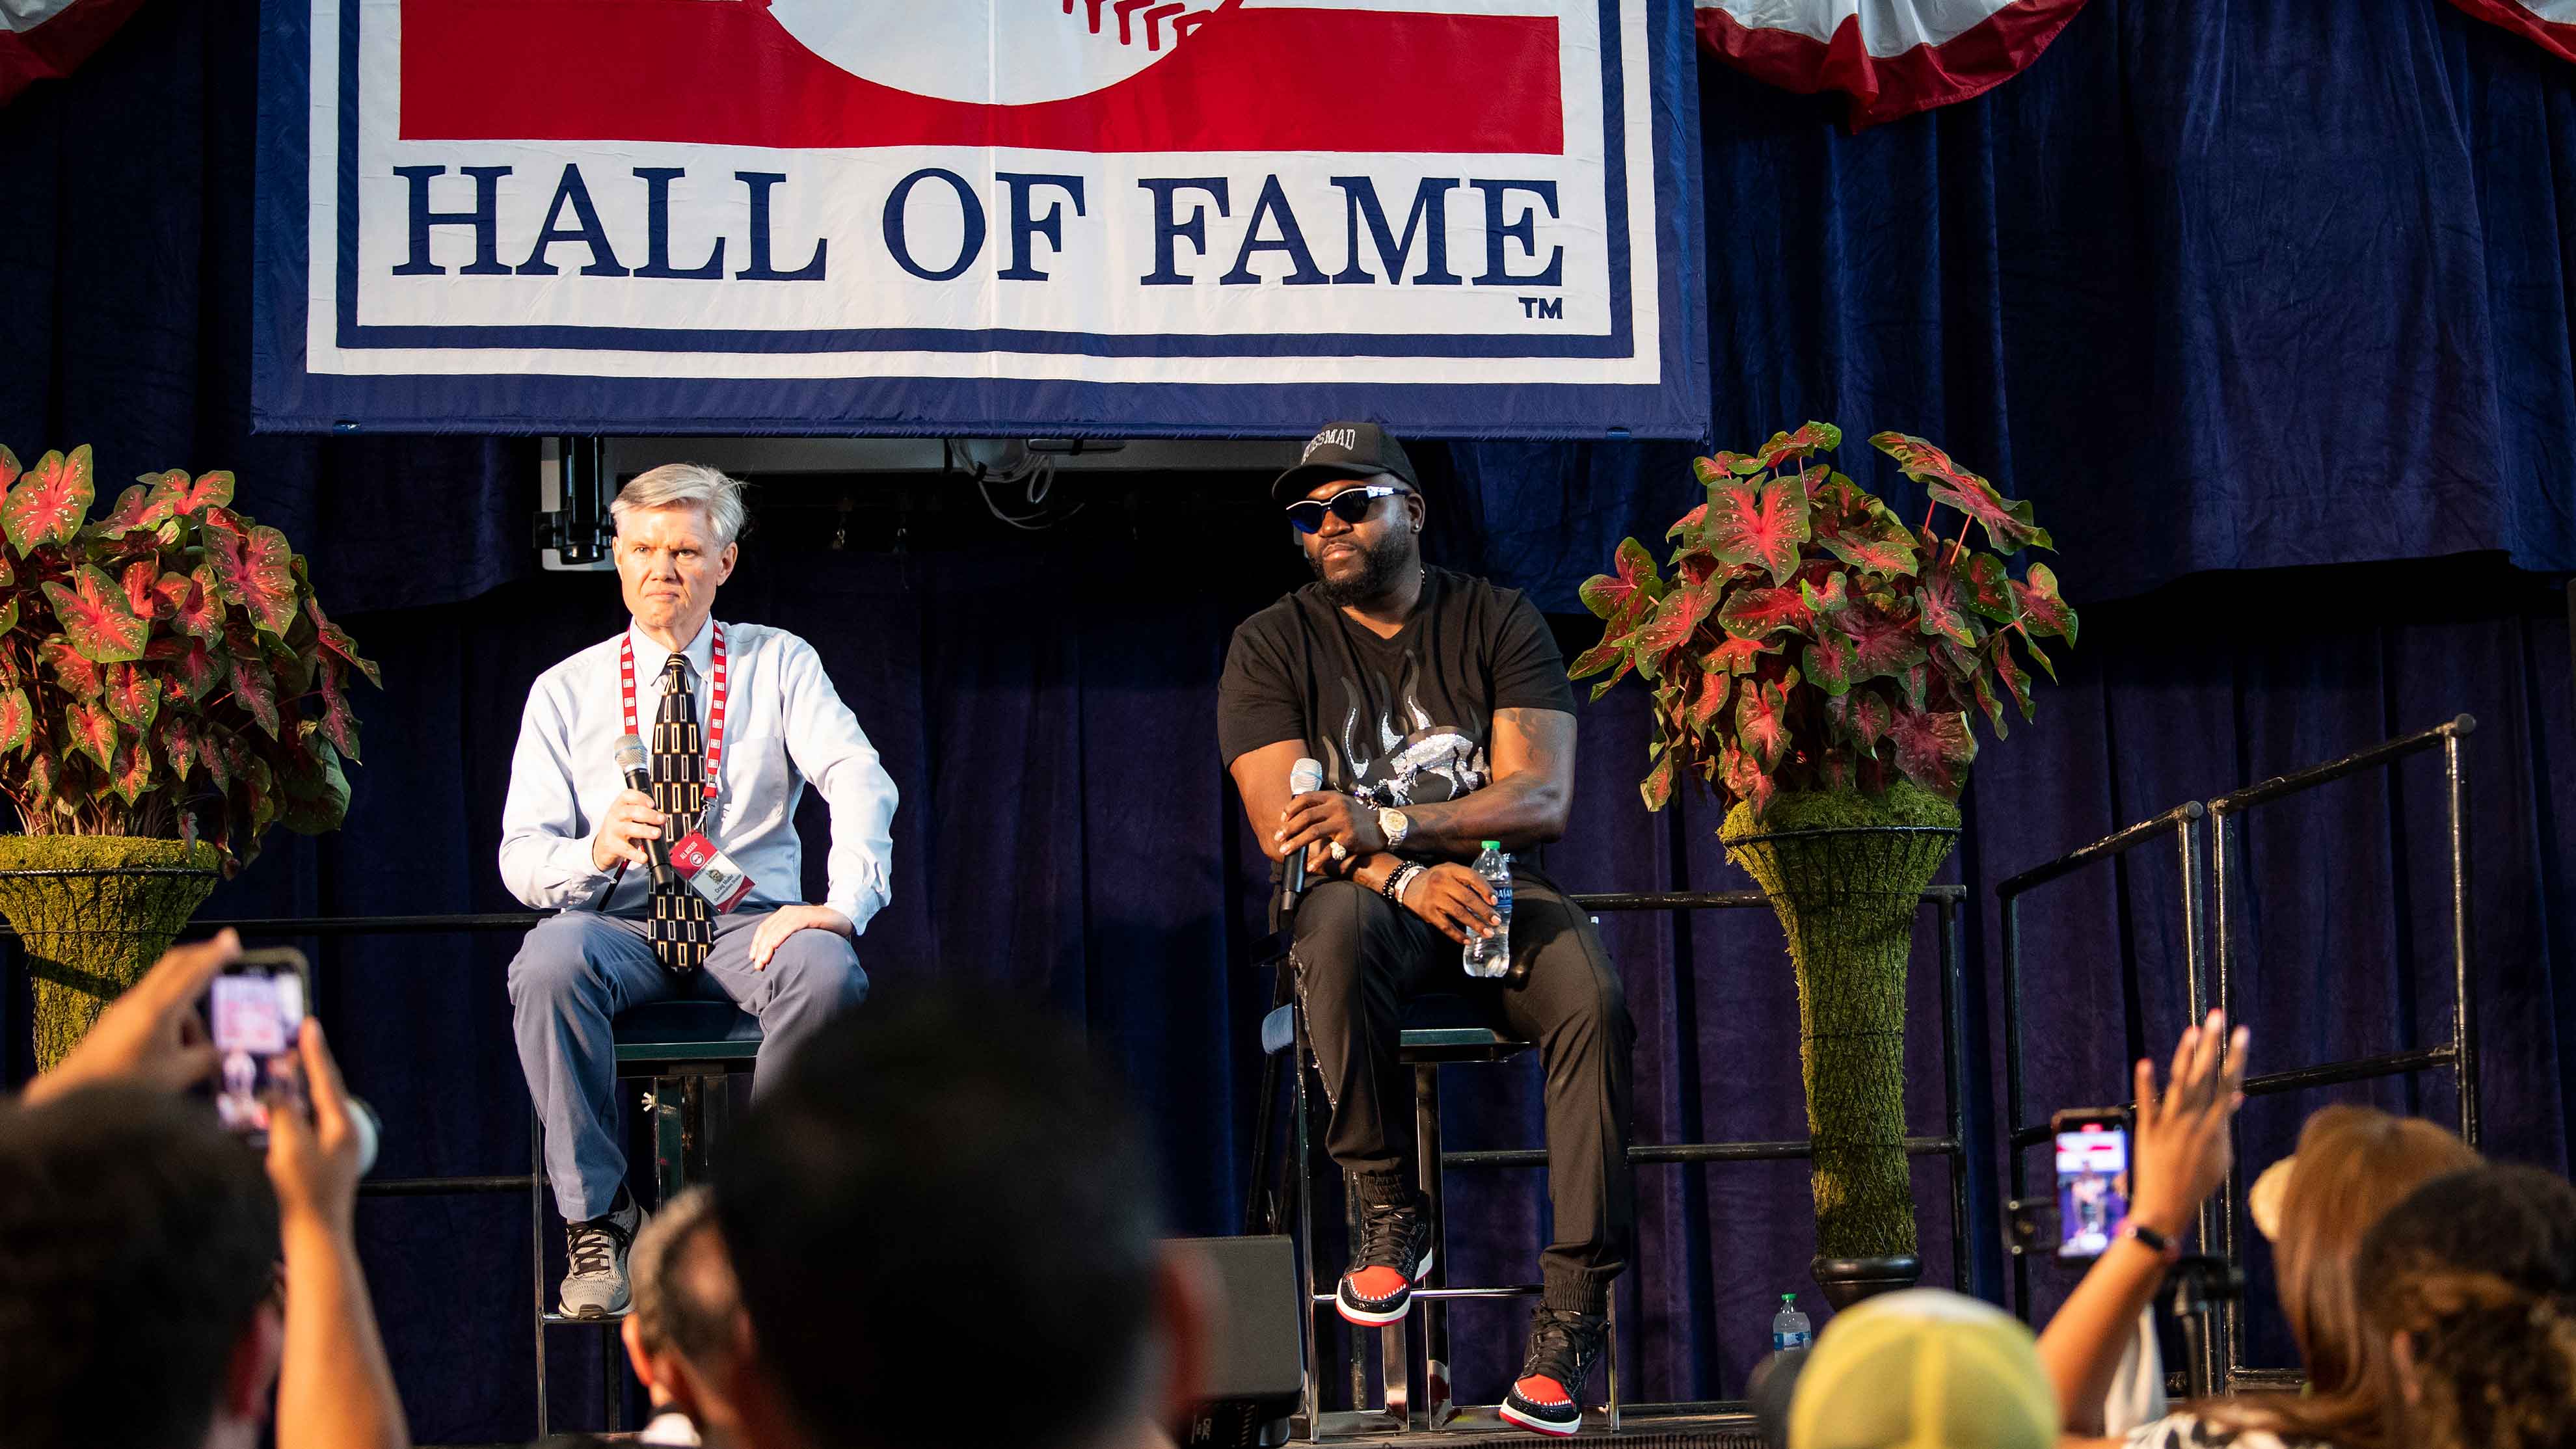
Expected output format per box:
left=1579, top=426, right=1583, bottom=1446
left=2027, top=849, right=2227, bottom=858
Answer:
left=1787, top=1288, right=2058, bottom=1449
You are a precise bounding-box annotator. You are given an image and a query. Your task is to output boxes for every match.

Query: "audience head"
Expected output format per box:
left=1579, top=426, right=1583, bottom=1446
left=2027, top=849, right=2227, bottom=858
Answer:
left=623, top=1185, right=744, bottom=1437
left=2357, top=1165, right=2576, bottom=1449
left=715, top=987, right=1203, bottom=1449
left=2265, top=1106, right=2482, bottom=1395
left=1786, top=1288, right=2058, bottom=1449
left=0, top=1085, right=283, bottom=1449
left=2200, top=1104, right=2479, bottom=1447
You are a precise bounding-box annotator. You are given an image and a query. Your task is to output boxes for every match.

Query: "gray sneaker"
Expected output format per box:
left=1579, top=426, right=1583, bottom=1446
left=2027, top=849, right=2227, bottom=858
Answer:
left=559, top=1195, right=645, bottom=1318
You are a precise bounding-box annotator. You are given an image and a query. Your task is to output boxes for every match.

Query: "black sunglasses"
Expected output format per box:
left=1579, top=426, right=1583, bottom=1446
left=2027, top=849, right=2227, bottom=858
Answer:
left=1285, top=484, right=1406, bottom=535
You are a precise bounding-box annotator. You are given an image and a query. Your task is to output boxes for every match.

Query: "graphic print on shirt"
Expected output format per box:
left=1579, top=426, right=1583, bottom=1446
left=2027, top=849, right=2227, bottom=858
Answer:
left=1324, top=652, right=1489, bottom=808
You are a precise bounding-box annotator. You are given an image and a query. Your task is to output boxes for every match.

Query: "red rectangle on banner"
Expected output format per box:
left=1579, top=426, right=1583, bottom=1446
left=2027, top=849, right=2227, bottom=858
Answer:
left=399, top=1, right=1565, bottom=155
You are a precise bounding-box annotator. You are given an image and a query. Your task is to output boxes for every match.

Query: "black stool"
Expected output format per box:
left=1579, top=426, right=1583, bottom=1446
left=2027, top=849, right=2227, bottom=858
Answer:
left=531, top=998, right=761, bottom=1437
left=1265, top=990, right=1620, bottom=1437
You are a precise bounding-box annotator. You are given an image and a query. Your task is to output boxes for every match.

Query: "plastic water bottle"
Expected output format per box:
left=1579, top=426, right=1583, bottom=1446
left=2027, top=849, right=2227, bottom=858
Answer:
left=1770, top=1292, right=1812, bottom=1351
left=1464, top=842, right=1512, bottom=979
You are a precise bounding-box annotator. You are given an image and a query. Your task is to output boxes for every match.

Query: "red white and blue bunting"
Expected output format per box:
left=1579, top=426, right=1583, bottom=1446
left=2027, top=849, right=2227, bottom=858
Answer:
left=1693, top=0, right=2091, bottom=129
left=2447, top=0, right=2576, bottom=64
left=1, top=0, right=147, bottom=108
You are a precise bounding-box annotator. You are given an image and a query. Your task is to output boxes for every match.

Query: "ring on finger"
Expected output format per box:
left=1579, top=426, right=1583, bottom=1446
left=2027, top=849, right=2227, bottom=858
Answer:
left=1328, top=841, right=1349, bottom=860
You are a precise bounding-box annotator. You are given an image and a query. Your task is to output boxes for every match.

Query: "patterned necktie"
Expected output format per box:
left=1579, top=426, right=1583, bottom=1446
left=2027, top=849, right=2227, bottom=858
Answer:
left=647, top=652, right=714, bottom=975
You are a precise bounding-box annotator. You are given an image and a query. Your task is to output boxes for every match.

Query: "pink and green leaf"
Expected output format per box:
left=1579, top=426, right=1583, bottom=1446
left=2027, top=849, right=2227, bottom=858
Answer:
left=155, top=565, right=224, bottom=643
left=2, top=445, right=93, bottom=553
left=1798, top=571, right=1850, bottom=620
left=170, top=641, right=221, bottom=701
left=314, top=660, right=360, bottom=762
left=1685, top=664, right=1736, bottom=730
left=304, top=596, right=379, bottom=689
left=101, top=663, right=161, bottom=731
left=1926, top=476, right=2052, bottom=553
left=1693, top=451, right=1763, bottom=482
left=42, top=564, right=149, bottom=663
left=1704, top=472, right=1812, bottom=585
left=1837, top=605, right=1930, bottom=684
left=1828, top=687, right=1895, bottom=754
left=1709, top=633, right=1780, bottom=676
left=1631, top=583, right=1719, bottom=676
left=1567, top=634, right=1630, bottom=681
left=277, top=730, right=351, bottom=835
left=141, top=467, right=235, bottom=524
left=1914, top=568, right=1977, bottom=648
left=1578, top=537, right=1665, bottom=621
left=230, top=658, right=281, bottom=738
left=1665, top=503, right=1707, bottom=541
left=40, top=635, right=101, bottom=694
left=1992, top=637, right=2035, bottom=719
left=2011, top=562, right=2077, bottom=644
left=160, top=713, right=201, bottom=780
left=1870, top=431, right=1984, bottom=492
left=1640, top=749, right=1677, bottom=813
left=1717, top=584, right=1815, bottom=641
left=1735, top=666, right=1800, bottom=771
left=63, top=699, right=117, bottom=770
left=1755, top=421, right=1842, bottom=469
left=214, top=525, right=299, bottom=637
left=98, top=483, right=157, bottom=537
left=1963, top=553, right=2020, bottom=622
left=120, top=559, right=158, bottom=617
left=1806, top=626, right=1859, bottom=695
left=0, top=444, right=17, bottom=490
left=1814, top=501, right=1918, bottom=576
left=1886, top=707, right=1978, bottom=797
left=1720, top=739, right=1777, bottom=819
left=0, top=687, right=29, bottom=755
left=106, top=739, right=154, bottom=806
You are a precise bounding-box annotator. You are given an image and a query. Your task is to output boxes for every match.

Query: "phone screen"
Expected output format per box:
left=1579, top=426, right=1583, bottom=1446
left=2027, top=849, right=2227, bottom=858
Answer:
left=210, top=955, right=308, bottom=1147
left=2054, top=1122, right=2130, bottom=1258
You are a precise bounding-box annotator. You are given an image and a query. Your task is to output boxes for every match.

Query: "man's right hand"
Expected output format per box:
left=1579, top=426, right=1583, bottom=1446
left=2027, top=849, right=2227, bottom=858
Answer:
left=591, top=789, right=668, bottom=873
left=1397, top=862, right=1504, bottom=946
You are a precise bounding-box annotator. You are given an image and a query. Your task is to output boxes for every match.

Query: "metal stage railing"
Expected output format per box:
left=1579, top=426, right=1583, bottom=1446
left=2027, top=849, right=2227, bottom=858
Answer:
left=1992, top=715, right=2482, bottom=1394
left=1995, top=801, right=2212, bottom=1381
left=2205, top=714, right=2480, bottom=1382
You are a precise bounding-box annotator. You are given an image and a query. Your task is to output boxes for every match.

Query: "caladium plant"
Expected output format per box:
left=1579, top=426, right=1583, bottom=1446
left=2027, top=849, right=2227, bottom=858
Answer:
left=0, top=444, right=373, bottom=871
left=1572, top=423, right=2074, bottom=820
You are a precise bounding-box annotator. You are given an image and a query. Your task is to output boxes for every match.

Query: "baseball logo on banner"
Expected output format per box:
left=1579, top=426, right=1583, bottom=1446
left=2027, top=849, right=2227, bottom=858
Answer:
left=251, top=0, right=1708, bottom=439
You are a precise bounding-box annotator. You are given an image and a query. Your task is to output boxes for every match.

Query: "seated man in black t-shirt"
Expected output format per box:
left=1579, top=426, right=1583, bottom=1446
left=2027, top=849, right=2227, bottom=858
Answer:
left=1218, top=421, right=1635, bottom=1438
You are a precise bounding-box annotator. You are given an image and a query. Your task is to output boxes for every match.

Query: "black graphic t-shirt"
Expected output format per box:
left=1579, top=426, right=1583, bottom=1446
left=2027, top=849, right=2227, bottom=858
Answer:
left=1218, top=567, right=1577, bottom=813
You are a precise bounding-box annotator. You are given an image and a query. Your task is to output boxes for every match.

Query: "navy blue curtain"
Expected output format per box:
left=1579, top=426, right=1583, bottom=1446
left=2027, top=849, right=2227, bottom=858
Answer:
left=5, top=1, right=2576, bottom=1443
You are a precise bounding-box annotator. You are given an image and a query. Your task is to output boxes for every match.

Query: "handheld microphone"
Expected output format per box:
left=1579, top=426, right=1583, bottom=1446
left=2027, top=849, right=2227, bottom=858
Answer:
left=1282, top=757, right=1324, bottom=909
left=613, top=734, right=678, bottom=888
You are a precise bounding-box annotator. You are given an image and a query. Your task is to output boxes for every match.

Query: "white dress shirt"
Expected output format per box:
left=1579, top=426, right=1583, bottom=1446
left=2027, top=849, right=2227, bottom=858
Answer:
left=498, top=617, right=897, bottom=931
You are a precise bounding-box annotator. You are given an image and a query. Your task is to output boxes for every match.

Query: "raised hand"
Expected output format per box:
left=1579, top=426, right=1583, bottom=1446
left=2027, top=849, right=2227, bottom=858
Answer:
left=2129, top=1009, right=2251, bottom=1240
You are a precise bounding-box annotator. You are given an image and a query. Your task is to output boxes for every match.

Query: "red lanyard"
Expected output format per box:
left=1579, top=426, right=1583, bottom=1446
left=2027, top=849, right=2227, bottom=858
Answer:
left=619, top=620, right=731, bottom=820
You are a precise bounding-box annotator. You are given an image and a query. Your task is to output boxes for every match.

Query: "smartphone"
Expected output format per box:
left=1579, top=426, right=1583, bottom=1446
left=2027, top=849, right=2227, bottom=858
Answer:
left=2050, top=1108, right=2132, bottom=1259
left=209, top=948, right=311, bottom=1149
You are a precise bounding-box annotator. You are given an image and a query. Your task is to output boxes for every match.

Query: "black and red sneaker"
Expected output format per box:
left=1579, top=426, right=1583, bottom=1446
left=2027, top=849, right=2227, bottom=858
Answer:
left=1499, top=1306, right=1605, bottom=1437
left=1334, top=1191, right=1434, bottom=1325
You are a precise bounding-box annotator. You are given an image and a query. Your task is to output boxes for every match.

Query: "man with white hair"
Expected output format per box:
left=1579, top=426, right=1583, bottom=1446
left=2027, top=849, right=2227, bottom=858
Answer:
left=500, top=463, right=895, bottom=1318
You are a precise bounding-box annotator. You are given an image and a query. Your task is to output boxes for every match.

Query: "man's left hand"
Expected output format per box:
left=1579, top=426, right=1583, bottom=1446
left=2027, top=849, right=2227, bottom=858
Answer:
left=748, top=904, right=854, bottom=970
left=1276, top=791, right=1388, bottom=871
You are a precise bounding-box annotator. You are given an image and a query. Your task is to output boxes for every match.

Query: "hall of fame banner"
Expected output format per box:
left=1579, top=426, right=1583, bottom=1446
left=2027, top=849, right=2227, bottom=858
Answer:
left=251, top=0, right=1708, bottom=440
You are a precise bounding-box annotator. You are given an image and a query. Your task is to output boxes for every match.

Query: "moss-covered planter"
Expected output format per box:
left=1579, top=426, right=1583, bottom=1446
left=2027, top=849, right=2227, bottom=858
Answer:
left=1722, top=784, right=1958, bottom=1289
left=0, top=835, right=222, bottom=1071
